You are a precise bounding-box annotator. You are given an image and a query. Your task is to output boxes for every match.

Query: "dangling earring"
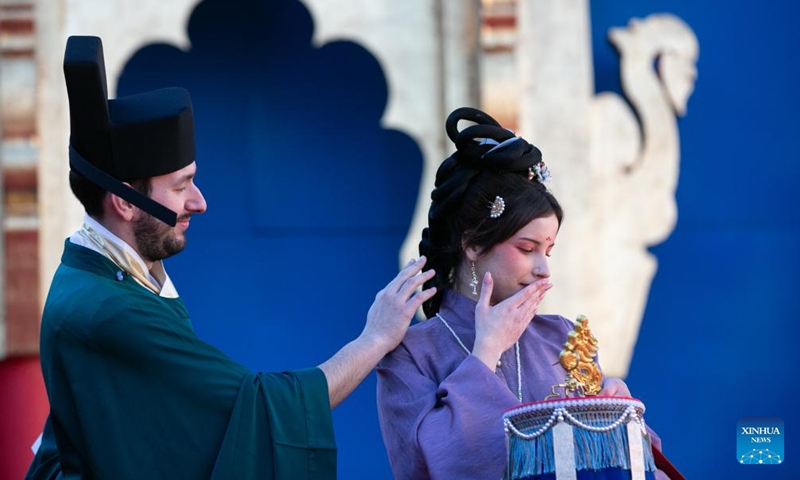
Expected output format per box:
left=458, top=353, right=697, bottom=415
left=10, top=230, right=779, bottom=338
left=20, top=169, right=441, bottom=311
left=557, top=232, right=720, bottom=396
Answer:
left=469, top=262, right=478, bottom=296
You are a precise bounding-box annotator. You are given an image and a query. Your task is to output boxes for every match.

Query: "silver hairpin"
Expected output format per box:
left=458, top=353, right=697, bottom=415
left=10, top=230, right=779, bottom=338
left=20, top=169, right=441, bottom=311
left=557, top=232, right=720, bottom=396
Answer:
left=481, top=136, right=521, bottom=158
left=489, top=196, right=506, bottom=219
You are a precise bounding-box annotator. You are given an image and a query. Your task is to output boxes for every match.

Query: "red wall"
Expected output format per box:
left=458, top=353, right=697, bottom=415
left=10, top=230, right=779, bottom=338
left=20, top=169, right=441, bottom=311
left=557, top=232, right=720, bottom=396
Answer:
left=0, top=356, right=48, bottom=480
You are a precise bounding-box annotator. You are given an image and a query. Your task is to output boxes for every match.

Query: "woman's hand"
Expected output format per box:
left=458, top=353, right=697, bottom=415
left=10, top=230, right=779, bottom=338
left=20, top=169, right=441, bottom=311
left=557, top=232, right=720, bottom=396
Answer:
left=599, top=378, right=671, bottom=478
left=598, top=377, right=631, bottom=397
left=654, top=469, right=671, bottom=480
left=472, top=273, right=552, bottom=370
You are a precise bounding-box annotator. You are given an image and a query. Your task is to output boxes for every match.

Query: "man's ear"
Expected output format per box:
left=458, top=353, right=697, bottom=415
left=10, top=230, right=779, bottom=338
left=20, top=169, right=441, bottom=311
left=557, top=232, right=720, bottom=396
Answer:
left=107, top=184, right=136, bottom=221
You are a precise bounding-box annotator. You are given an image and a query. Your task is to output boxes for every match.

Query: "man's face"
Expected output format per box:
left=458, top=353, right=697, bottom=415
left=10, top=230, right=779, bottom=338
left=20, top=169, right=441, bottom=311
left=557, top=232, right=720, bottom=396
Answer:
left=133, top=161, right=206, bottom=262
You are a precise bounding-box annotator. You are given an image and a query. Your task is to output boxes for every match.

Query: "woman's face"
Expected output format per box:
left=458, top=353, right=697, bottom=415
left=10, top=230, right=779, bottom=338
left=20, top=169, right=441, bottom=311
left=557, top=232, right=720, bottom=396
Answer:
left=466, top=213, right=559, bottom=305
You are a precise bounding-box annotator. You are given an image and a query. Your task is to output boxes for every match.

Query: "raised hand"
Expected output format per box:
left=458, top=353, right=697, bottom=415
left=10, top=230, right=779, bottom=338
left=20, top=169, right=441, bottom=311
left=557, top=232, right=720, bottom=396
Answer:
left=360, top=256, right=437, bottom=352
left=472, top=272, right=552, bottom=370
left=320, top=257, right=436, bottom=408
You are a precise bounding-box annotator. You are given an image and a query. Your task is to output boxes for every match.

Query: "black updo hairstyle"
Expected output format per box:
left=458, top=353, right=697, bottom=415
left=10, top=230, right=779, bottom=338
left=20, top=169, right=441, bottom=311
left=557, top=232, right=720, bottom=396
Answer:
left=419, top=107, right=563, bottom=317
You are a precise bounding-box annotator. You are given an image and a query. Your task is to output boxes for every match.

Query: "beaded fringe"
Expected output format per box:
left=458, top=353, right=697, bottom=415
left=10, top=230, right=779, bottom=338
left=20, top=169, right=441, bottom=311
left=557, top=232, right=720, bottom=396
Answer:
left=505, top=407, right=655, bottom=479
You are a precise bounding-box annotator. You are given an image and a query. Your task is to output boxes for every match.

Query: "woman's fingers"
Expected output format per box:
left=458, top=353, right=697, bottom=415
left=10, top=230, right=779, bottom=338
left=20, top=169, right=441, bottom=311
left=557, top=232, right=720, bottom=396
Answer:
left=476, top=272, right=493, bottom=314
left=524, top=280, right=551, bottom=317
left=599, top=377, right=631, bottom=397
left=475, top=275, right=552, bottom=359
left=514, top=278, right=552, bottom=307
left=498, top=279, right=551, bottom=324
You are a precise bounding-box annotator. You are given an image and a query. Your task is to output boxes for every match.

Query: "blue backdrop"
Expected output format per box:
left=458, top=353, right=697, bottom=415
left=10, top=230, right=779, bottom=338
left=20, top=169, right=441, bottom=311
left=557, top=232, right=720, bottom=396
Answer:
left=592, top=1, right=799, bottom=479
left=117, top=0, right=799, bottom=478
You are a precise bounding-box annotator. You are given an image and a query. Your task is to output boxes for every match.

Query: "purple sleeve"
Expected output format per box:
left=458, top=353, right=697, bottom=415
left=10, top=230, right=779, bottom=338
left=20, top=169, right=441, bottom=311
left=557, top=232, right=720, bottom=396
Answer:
left=377, top=345, right=520, bottom=480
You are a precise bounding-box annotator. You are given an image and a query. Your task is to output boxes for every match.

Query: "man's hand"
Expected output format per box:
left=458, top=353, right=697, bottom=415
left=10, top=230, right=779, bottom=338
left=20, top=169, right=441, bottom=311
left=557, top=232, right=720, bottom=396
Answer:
left=320, top=257, right=436, bottom=408
left=360, top=256, right=437, bottom=351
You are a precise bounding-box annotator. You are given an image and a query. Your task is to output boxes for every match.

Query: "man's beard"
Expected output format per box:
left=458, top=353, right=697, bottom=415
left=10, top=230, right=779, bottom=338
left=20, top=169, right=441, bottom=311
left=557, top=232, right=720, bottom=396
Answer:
left=133, top=213, right=187, bottom=262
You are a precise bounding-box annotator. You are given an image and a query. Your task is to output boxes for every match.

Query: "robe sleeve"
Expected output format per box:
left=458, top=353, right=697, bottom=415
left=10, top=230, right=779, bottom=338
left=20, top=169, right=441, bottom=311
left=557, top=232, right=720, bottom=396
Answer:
left=30, top=289, right=335, bottom=480
left=377, top=344, right=519, bottom=480
left=211, top=368, right=336, bottom=480
left=24, top=417, right=62, bottom=480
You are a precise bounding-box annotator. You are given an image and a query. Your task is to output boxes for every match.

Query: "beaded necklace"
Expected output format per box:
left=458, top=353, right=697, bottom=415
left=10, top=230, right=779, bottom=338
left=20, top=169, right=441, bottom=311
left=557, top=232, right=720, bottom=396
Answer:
left=436, top=313, right=523, bottom=402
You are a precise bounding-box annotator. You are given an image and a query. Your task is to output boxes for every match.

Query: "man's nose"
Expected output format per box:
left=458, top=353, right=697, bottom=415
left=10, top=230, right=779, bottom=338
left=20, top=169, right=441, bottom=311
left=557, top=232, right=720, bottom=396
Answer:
left=188, top=185, right=207, bottom=213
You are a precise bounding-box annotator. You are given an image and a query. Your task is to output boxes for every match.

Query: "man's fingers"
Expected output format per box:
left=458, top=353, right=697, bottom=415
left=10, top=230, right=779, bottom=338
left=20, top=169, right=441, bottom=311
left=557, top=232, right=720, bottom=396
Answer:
left=396, top=268, right=436, bottom=300
left=387, top=256, right=429, bottom=293
left=409, top=286, right=437, bottom=312
left=379, top=256, right=427, bottom=297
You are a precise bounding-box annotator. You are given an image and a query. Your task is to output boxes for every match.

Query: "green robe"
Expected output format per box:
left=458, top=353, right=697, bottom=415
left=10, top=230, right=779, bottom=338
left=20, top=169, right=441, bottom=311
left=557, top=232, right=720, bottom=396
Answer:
left=26, top=241, right=336, bottom=479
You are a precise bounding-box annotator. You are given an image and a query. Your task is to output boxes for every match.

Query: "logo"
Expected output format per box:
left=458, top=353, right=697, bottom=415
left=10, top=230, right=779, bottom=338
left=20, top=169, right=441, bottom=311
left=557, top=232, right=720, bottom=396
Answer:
left=737, top=417, right=783, bottom=465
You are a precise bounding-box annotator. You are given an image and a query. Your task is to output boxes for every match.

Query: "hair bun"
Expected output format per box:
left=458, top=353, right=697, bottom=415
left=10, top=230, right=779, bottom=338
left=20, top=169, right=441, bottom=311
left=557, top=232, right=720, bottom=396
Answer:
left=445, top=107, right=542, bottom=171
left=445, top=107, right=501, bottom=142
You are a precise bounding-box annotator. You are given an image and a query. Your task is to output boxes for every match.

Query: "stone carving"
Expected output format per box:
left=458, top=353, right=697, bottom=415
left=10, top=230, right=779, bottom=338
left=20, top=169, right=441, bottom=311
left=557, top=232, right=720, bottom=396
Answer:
left=582, top=14, right=698, bottom=376
left=511, top=5, right=700, bottom=377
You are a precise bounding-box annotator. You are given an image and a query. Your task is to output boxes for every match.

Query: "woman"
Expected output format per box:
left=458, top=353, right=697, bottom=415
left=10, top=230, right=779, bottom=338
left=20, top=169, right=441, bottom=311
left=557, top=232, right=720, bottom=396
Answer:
left=376, top=107, right=667, bottom=479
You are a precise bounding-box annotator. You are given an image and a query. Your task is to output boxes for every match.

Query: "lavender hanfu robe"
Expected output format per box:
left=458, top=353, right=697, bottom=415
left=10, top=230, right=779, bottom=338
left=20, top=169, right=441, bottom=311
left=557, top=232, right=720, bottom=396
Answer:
left=376, top=289, right=576, bottom=480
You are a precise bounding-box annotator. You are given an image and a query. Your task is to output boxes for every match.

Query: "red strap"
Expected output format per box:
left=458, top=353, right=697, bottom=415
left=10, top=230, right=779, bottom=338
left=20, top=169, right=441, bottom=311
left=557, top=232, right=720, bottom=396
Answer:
left=652, top=446, right=685, bottom=480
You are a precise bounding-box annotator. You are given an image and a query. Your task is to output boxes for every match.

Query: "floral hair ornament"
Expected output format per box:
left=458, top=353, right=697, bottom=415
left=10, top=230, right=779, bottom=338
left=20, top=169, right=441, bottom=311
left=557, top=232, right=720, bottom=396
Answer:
left=489, top=196, right=506, bottom=219
left=528, top=161, right=552, bottom=184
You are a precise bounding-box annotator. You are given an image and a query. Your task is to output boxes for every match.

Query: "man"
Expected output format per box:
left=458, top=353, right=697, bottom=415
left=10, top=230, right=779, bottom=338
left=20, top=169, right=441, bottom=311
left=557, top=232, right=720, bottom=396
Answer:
left=25, top=36, right=435, bottom=480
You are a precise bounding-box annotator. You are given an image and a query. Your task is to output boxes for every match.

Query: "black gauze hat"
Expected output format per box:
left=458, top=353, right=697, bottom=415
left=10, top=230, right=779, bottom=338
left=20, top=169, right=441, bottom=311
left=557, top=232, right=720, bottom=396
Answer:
left=63, top=35, right=196, bottom=226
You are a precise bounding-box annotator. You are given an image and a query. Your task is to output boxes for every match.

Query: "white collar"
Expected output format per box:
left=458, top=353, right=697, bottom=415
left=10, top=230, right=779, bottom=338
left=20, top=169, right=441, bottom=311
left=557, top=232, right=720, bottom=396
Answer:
left=70, top=214, right=179, bottom=298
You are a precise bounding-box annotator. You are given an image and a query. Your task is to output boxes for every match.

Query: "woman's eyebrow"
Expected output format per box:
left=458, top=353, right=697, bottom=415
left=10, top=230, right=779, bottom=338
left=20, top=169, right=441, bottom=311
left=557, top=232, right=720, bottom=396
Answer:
left=519, top=237, right=555, bottom=247
left=519, top=237, right=542, bottom=245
